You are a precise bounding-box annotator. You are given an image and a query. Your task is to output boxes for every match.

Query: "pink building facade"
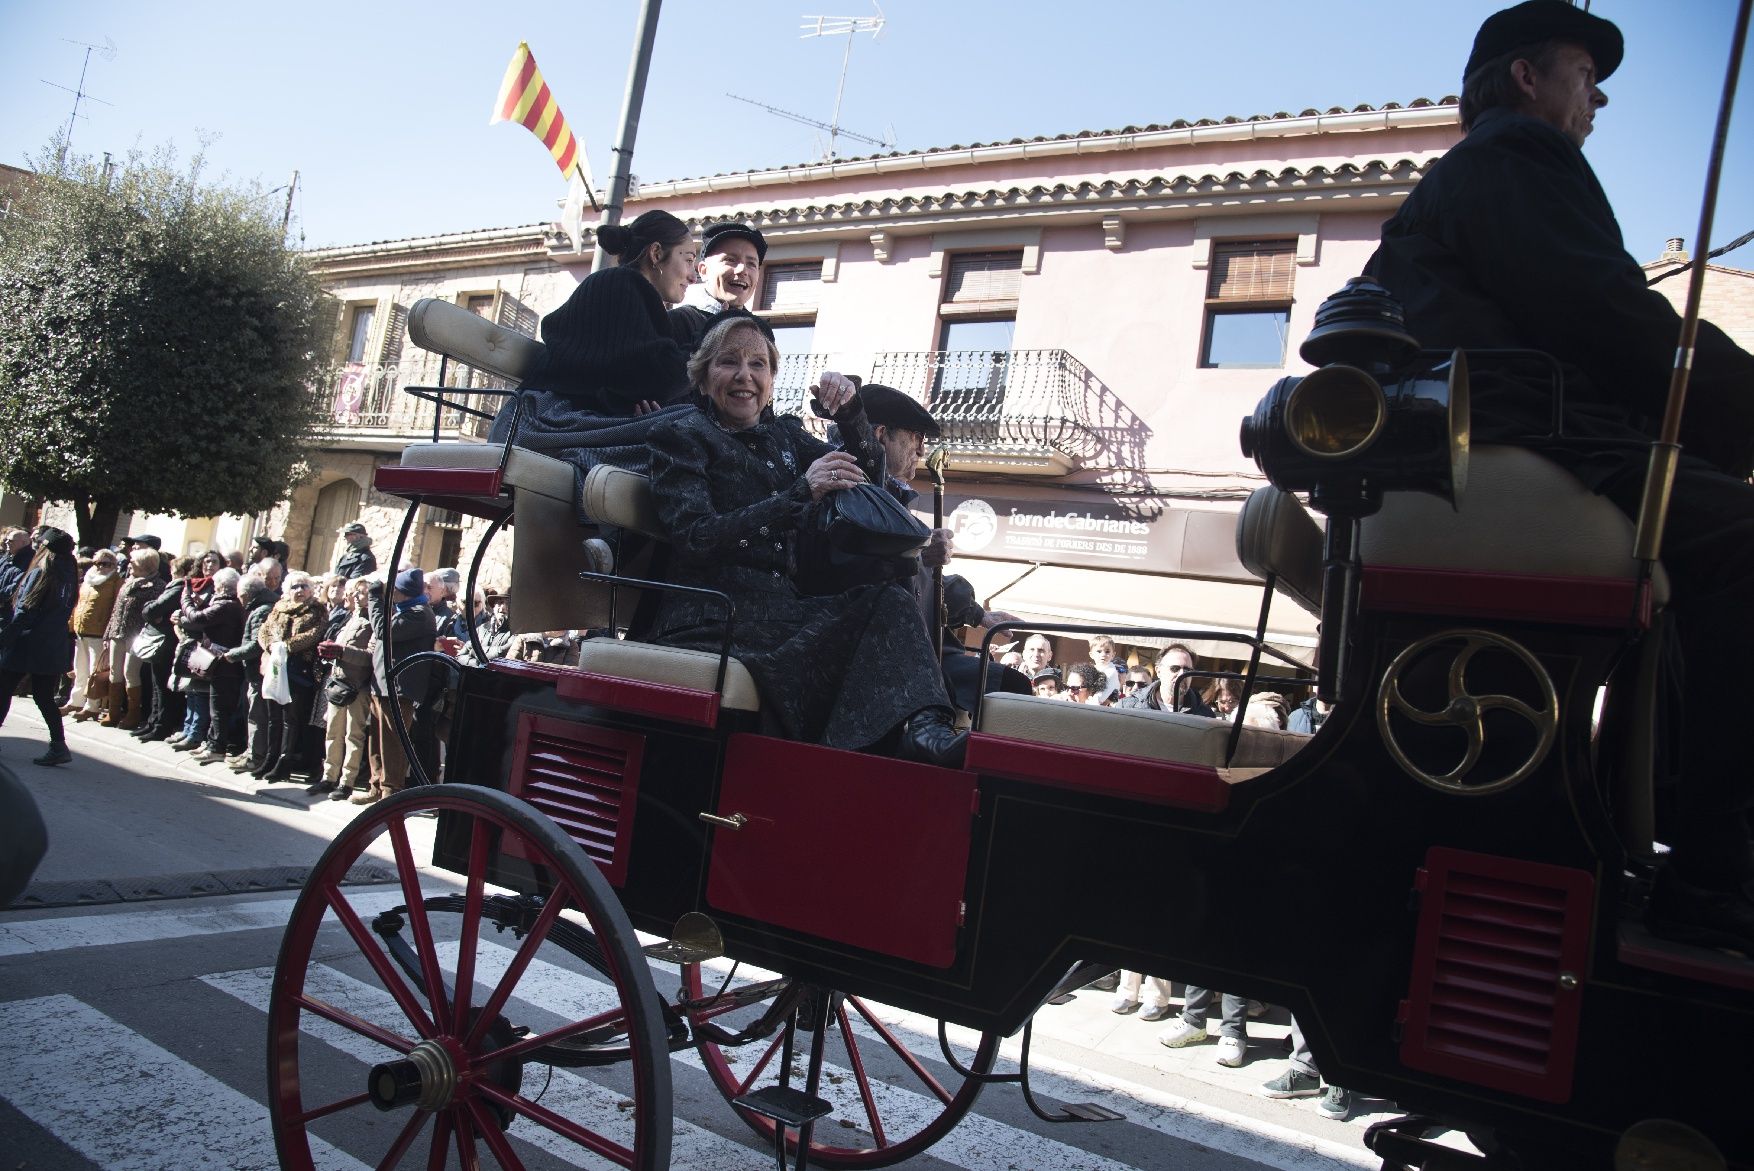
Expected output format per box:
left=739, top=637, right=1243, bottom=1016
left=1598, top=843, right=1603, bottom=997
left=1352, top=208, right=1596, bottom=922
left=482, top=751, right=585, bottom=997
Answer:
left=293, top=100, right=1464, bottom=661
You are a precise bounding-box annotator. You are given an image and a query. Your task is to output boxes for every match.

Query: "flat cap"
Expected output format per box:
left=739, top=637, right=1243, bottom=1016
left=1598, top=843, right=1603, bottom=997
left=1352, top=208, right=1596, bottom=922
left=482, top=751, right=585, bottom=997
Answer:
left=858, top=384, right=941, bottom=438
left=340, top=522, right=367, bottom=535
left=700, top=221, right=768, bottom=263
left=129, top=534, right=161, bottom=550
left=1466, top=0, right=1623, bottom=82
left=943, top=574, right=985, bottom=629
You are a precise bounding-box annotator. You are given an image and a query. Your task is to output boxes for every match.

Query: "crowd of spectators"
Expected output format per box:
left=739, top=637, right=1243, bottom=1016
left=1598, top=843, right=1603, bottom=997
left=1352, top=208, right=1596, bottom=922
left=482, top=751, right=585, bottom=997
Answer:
left=0, top=522, right=501, bottom=807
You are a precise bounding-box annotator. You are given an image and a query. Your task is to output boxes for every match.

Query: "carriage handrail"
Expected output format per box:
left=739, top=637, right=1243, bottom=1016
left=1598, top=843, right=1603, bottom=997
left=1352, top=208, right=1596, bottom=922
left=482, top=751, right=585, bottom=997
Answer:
left=576, top=571, right=738, bottom=701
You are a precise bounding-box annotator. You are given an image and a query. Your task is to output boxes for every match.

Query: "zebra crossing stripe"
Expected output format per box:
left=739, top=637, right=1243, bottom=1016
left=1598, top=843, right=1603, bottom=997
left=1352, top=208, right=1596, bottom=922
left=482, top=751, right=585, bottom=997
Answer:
left=0, top=994, right=366, bottom=1171
left=0, top=891, right=407, bottom=957
left=201, top=964, right=771, bottom=1171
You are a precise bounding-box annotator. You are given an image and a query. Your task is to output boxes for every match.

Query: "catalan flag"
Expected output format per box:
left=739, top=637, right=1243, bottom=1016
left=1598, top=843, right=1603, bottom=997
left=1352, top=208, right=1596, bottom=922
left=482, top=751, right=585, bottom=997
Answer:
left=491, top=42, right=591, bottom=185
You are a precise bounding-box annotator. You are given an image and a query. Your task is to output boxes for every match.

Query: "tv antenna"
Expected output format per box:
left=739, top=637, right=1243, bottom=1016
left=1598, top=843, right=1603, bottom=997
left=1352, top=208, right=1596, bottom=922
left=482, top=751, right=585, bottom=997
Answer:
left=741, top=3, right=890, bottom=160
left=726, top=93, right=895, bottom=158
left=44, top=36, right=116, bottom=166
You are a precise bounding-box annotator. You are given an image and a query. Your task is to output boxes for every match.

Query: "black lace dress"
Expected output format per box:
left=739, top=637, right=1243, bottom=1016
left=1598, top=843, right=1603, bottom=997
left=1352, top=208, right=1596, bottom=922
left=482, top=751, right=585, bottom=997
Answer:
left=645, top=403, right=952, bottom=750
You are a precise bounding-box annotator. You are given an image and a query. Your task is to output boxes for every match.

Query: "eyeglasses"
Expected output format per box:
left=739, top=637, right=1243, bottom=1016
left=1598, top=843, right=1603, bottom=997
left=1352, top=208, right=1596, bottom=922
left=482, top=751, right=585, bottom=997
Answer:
left=1123, top=680, right=1148, bottom=690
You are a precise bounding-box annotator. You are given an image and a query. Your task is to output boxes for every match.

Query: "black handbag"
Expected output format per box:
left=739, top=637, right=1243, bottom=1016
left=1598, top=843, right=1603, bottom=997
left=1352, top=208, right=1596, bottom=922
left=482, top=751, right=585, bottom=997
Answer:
left=815, top=482, right=931, bottom=557
left=325, top=674, right=360, bottom=707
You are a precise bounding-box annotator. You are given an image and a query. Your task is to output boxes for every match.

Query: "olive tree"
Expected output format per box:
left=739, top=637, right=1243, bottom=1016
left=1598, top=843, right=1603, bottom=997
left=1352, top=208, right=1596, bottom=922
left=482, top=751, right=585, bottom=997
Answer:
left=0, top=141, right=331, bottom=546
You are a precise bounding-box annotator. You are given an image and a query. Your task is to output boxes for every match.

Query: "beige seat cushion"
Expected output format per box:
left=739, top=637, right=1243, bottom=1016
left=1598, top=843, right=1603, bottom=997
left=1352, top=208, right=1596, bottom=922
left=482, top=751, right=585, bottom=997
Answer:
left=1361, top=445, right=1669, bottom=604
left=407, top=298, right=545, bottom=384
left=976, top=693, right=1309, bottom=770
left=575, top=638, right=761, bottom=713
left=1235, top=487, right=1324, bottom=616
left=399, top=442, right=575, bottom=504
left=581, top=464, right=663, bottom=538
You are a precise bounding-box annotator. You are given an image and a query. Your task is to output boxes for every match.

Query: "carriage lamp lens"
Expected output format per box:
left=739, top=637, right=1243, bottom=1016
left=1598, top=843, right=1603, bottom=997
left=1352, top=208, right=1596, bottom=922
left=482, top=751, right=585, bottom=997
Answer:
left=1285, top=365, right=1385, bottom=459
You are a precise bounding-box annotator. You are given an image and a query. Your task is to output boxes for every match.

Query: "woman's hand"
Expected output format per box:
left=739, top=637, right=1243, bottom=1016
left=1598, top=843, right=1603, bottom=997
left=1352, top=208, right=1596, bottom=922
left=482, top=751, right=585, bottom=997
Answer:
left=805, top=451, right=866, bottom=501
left=811, top=371, right=858, bottom=416
left=632, top=399, right=661, bottom=416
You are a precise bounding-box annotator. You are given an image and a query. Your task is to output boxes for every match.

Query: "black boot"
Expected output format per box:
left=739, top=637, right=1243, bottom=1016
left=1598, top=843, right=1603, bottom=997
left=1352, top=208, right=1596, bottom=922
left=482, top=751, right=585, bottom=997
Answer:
left=262, top=757, right=296, bottom=782
left=896, top=707, right=968, bottom=769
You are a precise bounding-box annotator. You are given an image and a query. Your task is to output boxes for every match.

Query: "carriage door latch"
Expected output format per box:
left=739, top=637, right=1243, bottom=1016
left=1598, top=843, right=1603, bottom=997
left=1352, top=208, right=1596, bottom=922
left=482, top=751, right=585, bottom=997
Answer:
left=699, top=811, right=748, bottom=830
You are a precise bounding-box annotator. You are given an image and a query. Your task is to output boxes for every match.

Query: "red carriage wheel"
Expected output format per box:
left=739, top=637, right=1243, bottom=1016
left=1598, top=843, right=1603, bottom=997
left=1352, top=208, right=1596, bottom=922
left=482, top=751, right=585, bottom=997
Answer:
left=681, top=965, right=1001, bottom=1168
left=268, top=785, right=672, bottom=1170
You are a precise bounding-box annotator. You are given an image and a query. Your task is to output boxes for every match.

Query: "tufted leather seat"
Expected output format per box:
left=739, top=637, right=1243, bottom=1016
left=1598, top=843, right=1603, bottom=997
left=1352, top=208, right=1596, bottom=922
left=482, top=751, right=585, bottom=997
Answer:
left=407, top=298, right=544, bottom=384
left=976, top=693, right=1309, bottom=770
left=1360, top=444, right=1669, bottom=605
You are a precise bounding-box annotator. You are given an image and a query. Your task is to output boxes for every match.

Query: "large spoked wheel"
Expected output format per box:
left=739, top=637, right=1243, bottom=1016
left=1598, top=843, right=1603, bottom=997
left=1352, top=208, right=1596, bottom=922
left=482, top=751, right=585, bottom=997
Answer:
left=268, top=785, right=672, bottom=1171
left=681, top=965, right=1000, bottom=1168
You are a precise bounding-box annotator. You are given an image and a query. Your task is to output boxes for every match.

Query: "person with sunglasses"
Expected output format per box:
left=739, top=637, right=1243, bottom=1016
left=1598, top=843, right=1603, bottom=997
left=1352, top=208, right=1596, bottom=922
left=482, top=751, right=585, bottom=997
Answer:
left=1156, top=643, right=1214, bottom=717
left=1063, top=662, right=1108, bottom=706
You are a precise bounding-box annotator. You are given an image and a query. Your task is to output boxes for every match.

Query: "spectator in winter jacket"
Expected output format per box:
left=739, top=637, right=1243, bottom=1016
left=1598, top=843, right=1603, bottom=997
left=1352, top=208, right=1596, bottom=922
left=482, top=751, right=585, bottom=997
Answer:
left=334, top=523, right=377, bottom=580
left=0, top=527, right=80, bottom=766
left=181, top=567, right=246, bottom=763
left=356, top=569, right=439, bottom=804
left=133, top=556, right=195, bottom=742
left=254, top=570, right=327, bottom=782
left=319, top=577, right=377, bottom=801
left=225, top=576, right=277, bottom=774
left=66, top=547, right=123, bottom=721
left=102, top=547, right=163, bottom=730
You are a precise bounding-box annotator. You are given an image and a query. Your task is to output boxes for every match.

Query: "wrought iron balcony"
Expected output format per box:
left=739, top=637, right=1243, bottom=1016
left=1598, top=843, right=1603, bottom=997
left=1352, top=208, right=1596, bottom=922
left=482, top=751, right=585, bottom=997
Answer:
left=868, top=349, right=1106, bottom=473
left=317, top=361, right=500, bottom=445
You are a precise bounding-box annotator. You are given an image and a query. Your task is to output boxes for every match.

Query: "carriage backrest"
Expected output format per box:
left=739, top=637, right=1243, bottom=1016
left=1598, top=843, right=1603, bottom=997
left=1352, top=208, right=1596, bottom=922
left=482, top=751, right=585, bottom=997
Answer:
left=1234, top=487, right=1324, bottom=616
left=406, top=298, right=546, bottom=385
left=581, top=464, right=664, bottom=539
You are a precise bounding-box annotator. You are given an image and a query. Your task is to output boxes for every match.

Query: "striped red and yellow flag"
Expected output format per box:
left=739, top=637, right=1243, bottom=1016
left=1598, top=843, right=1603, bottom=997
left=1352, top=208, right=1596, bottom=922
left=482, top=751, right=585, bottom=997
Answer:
left=491, top=42, right=584, bottom=179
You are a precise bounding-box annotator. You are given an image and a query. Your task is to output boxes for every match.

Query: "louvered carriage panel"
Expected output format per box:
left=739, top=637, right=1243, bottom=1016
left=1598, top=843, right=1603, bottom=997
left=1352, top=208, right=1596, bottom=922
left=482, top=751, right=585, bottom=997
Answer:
left=504, top=714, right=645, bottom=888
left=1398, top=848, right=1595, bottom=1103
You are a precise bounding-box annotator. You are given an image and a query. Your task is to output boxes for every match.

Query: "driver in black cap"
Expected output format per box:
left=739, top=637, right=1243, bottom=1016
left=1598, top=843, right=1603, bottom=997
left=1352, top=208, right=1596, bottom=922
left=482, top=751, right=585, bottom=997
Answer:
left=670, top=221, right=767, bottom=357
left=1368, top=1, right=1754, bottom=951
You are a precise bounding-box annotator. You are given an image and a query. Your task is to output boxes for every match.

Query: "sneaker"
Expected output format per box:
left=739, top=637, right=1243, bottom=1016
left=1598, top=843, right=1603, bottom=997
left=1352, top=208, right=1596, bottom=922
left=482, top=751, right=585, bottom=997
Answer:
left=1140, top=1004, right=1175, bottom=1023
left=328, top=787, right=355, bottom=802
left=1215, top=1036, right=1247, bottom=1067
left=1260, top=1068, right=1323, bottom=1099
left=1156, top=1018, right=1209, bottom=1049
left=33, top=744, right=72, bottom=767
left=1087, top=971, right=1120, bottom=992
left=1316, top=1084, right=1351, bottom=1121
left=225, top=753, right=249, bottom=768
left=1110, top=996, right=1141, bottom=1015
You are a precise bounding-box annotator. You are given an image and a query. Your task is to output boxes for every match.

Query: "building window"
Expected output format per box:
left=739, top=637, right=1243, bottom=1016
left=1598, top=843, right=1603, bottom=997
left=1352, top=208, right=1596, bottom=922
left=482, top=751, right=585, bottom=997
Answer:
left=940, top=251, right=1022, bottom=318
left=1201, top=240, right=1294, bottom=368
left=758, top=262, right=822, bottom=316
left=345, top=304, right=376, bottom=364
left=935, top=252, right=1021, bottom=403
left=430, top=506, right=465, bottom=570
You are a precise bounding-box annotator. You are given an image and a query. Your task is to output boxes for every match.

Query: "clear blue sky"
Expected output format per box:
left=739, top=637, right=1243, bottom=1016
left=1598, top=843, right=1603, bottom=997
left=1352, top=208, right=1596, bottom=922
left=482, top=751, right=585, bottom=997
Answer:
left=2, top=0, right=1749, bottom=267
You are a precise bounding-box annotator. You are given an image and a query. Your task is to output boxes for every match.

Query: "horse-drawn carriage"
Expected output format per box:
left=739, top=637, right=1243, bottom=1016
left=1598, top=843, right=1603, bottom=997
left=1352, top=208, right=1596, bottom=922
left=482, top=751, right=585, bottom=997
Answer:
left=266, top=281, right=1751, bottom=1171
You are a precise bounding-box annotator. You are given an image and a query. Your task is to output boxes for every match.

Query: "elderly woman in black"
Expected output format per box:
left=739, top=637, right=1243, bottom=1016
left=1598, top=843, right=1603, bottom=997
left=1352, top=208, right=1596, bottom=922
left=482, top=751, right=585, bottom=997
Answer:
left=645, top=316, right=965, bottom=764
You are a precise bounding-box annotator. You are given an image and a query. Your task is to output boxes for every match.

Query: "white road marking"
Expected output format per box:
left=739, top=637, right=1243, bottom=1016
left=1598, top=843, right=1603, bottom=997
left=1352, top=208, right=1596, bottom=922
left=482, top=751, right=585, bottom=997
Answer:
left=202, top=964, right=770, bottom=1171
left=0, top=994, right=365, bottom=1171
left=0, top=890, right=407, bottom=957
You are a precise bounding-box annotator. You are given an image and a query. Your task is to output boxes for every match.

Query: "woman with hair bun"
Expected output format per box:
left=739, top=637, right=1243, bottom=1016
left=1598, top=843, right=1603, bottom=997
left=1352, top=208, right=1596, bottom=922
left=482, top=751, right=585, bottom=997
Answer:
left=0, top=526, right=80, bottom=765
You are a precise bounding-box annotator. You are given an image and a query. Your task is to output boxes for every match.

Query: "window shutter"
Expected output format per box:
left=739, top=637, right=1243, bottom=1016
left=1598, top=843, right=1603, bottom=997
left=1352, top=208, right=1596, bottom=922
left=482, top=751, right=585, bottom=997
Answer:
left=375, top=300, right=408, bottom=368
left=944, top=251, right=1023, bottom=305
left=493, top=290, right=540, bottom=338
left=1207, top=241, right=1296, bottom=302
left=759, top=263, right=821, bottom=314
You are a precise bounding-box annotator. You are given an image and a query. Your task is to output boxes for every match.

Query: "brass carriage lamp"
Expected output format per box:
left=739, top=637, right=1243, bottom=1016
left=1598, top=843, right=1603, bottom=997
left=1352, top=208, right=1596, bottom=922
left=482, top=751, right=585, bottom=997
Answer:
left=1239, top=277, right=1470, bottom=519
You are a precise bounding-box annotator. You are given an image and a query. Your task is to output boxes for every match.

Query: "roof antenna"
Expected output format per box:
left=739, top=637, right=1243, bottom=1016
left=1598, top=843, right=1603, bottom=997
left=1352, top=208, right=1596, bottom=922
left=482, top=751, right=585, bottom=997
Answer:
left=44, top=36, right=117, bottom=167
left=800, top=3, right=887, bottom=159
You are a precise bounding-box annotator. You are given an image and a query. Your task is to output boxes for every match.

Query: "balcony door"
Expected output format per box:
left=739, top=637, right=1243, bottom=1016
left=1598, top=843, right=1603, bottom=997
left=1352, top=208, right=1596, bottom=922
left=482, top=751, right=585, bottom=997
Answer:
left=303, top=478, right=362, bottom=575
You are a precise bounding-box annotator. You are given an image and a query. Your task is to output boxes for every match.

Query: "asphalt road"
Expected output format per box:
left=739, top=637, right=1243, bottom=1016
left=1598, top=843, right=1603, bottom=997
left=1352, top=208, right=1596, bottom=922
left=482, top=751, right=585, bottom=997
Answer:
left=0, top=709, right=1385, bottom=1170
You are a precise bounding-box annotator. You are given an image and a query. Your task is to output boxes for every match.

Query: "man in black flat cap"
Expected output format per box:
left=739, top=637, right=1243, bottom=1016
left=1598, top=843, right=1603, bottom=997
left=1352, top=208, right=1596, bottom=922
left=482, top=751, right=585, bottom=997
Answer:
left=669, top=221, right=767, bottom=358
left=1368, top=0, right=1754, bottom=950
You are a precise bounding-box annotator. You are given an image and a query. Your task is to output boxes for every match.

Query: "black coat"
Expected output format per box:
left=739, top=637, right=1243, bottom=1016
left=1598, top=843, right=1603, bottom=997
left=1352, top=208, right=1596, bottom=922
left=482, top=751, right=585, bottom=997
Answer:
left=1367, top=107, right=1754, bottom=486
left=335, top=543, right=376, bottom=580
left=0, top=563, right=77, bottom=676
left=646, top=403, right=951, bottom=748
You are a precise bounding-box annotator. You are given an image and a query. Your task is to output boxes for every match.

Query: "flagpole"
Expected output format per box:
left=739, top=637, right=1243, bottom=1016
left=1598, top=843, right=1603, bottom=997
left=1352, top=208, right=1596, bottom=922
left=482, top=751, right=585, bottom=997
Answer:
left=592, top=0, right=663, bottom=272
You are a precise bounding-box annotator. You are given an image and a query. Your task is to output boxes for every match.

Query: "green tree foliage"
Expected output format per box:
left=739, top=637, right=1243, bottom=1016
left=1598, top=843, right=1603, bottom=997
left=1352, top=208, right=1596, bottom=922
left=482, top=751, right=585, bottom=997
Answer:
left=0, top=142, right=331, bottom=546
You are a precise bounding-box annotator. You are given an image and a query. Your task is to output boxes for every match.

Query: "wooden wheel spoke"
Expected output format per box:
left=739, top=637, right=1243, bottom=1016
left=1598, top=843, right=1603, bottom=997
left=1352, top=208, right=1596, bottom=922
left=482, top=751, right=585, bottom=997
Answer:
left=738, top=1032, right=786, bottom=1096
left=490, top=1004, right=632, bottom=1065
left=373, top=1107, right=430, bottom=1171
left=389, top=815, right=452, bottom=1026
left=295, top=1089, right=372, bottom=1126
left=476, top=1080, right=637, bottom=1168
left=466, top=880, right=574, bottom=1052
left=466, top=1100, right=527, bottom=1171
left=838, top=1002, right=888, bottom=1146
left=425, top=1109, right=453, bottom=1171
left=295, top=992, right=417, bottom=1055
left=453, top=1106, right=482, bottom=1171
left=320, top=879, right=437, bottom=1040
left=848, top=996, right=952, bottom=1105
left=451, top=815, right=492, bottom=1035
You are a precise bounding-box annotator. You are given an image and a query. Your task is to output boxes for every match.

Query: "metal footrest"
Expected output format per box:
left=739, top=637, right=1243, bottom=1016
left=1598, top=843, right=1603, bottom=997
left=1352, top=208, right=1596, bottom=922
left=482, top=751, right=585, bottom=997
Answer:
left=642, top=911, right=726, bottom=965
left=732, top=1086, right=834, bottom=1130
left=1057, top=1102, right=1125, bottom=1122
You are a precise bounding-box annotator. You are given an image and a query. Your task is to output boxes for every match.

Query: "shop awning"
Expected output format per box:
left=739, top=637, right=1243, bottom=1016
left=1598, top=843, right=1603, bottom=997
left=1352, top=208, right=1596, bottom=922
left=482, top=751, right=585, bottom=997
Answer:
left=951, top=557, right=1319, bottom=668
